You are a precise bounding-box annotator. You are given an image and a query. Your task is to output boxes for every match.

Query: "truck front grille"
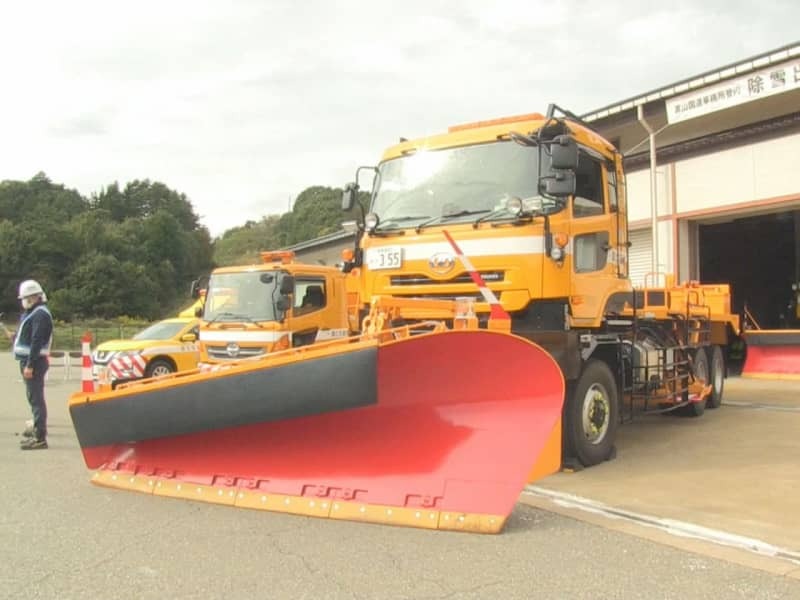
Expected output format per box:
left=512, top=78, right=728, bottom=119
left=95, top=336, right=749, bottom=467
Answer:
left=206, top=345, right=266, bottom=360
left=390, top=271, right=504, bottom=286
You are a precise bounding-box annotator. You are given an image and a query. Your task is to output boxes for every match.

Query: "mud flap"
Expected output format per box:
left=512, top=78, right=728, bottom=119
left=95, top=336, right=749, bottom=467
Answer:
left=742, top=330, right=800, bottom=380
left=70, top=330, right=564, bottom=533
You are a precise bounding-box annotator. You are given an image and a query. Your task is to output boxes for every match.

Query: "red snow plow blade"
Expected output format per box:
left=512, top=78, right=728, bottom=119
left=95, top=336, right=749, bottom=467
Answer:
left=69, top=329, right=564, bottom=533
left=742, top=330, right=800, bottom=380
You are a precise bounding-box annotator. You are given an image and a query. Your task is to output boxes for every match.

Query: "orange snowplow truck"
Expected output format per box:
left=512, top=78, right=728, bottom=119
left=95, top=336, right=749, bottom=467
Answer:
left=192, top=251, right=359, bottom=364
left=341, top=103, right=740, bottom=468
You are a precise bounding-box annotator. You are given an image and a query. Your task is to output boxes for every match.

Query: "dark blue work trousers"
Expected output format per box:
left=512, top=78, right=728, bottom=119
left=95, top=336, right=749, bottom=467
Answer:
left=20, top=357, right=48, bottom=440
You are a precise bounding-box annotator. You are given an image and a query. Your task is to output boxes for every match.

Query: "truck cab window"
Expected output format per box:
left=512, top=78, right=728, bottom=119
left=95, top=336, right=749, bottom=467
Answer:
left=573, top=156, right=604, bottom=218
left=574, top=231, right=610, bottom=273
left=294, top=280, right=327, bottom=314
left=606, top=167, right=618, bottom=213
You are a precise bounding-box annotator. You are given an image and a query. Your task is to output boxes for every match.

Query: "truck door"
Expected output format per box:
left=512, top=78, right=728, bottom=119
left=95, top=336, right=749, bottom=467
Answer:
left=569, top=152, right=621, bottom=323
left=290, top=276, right=349, bottom=346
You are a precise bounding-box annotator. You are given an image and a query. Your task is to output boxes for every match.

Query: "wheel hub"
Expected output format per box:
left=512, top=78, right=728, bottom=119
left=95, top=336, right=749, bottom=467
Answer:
left=582, top=385, right=610, bottom=444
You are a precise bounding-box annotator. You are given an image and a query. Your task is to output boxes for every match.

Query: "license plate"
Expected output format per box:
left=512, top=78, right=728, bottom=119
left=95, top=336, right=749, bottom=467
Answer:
left=367, top=246, right=402, bottom=270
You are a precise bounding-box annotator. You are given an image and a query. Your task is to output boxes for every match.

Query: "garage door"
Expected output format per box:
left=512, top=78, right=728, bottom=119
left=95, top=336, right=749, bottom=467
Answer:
left=628, top=228, right=652, bottom=288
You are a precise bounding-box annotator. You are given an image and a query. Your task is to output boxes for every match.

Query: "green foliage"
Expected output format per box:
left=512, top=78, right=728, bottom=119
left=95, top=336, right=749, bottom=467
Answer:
left=0, top=174, right=365, bottom=322
left=212, top=186, right=367, bottom=265
left=0, top=174, right=213, bottom=321
left=213, top=215, right=282, bottom=266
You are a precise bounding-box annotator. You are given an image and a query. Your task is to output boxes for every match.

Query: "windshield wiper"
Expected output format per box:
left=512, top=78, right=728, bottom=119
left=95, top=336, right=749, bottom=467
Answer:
left=373, top=215, right=430, bottom=234
left=373, top=215, right=429, bottom=231
left=206, top=311, right=262, bottom=326
left=206, top=311, right=237, bottom=324
left=473, top=207, right=518, bottom=228
left=415, top=209, right=490, bottom=233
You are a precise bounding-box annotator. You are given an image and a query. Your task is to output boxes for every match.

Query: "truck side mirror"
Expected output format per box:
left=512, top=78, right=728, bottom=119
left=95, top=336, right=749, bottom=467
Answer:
left=342, top=182, right=359, bottom=211
left=541, top=171, right=576, bottom=198
left=550, top=135, right=578, bottom=170
left=279, top=274, right=295, bottom=296
left=276, top=296, right=291, bottom=313
left=190, top=275, right=209, bottom=299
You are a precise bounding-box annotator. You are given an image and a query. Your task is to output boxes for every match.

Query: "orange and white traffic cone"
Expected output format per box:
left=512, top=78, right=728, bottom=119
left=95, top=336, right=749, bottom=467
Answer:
left=81, top=332, right=94, bottom=393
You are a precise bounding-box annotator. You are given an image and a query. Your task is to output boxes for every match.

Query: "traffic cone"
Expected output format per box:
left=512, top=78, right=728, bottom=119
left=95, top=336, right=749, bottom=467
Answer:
left=81, top=332, right=94, bottom=393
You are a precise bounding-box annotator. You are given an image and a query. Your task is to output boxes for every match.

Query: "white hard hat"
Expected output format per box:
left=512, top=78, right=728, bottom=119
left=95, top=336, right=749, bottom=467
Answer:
left=18, top=279, right=44, bottom=299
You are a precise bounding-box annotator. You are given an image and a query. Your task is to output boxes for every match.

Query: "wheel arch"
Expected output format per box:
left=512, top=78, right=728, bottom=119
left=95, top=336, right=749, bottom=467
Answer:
left=146, top=355, right=177, bottom=372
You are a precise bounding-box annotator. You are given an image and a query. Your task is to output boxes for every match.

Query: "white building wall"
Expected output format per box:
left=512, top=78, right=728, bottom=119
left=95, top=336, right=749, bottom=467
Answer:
left=753, top=133, right=800, bottom=200
left=674, top=131, right=800, bottom=213
left=622, top=130, right=800, bottom=288
left=625, top=166, right=670, bottom=222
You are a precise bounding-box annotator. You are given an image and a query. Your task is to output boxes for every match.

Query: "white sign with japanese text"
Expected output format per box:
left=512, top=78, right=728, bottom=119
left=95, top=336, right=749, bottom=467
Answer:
left=666, top=58, right=800, bottom=124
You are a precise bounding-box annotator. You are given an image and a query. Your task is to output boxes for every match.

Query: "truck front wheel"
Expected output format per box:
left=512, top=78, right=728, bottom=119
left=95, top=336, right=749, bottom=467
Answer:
left=565, top=359, right=619, bottom=467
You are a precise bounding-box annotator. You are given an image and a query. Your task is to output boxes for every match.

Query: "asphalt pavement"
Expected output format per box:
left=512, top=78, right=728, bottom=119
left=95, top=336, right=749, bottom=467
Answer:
left=1, top=353, right=799, bottom=600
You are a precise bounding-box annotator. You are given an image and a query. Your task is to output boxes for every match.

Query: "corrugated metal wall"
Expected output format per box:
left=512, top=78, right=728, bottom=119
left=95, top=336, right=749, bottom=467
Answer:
left=628, top=228, right=652, bottom=288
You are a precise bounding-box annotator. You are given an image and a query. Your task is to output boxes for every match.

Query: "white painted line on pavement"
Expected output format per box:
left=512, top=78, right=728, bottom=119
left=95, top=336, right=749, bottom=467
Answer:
left=524, top=486, right=800, bottom=566
left=723, top=400, right=800, bottom=413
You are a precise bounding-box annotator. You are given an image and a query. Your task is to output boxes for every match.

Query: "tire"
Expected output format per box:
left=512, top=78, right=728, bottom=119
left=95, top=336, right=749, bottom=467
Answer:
left=565, top=359, right=619, bottom=467
left=678, top=348, right=707, bottom=417
left=706, top=345, right=725, bottom=409
left=145, top=358, right=174, bottom=379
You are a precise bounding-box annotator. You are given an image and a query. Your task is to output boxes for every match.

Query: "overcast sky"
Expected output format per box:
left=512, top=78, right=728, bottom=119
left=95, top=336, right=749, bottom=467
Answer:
left=1, top=1, right=798, bottom=237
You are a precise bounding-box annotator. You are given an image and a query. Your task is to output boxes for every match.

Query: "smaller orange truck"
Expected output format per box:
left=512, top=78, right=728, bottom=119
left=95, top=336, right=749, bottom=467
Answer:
left=195, top=251, right=359, bottom=364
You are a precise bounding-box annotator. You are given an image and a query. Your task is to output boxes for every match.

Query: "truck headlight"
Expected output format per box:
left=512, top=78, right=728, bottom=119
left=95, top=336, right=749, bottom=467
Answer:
left=506, top=196, right=523, bottom=216
left=364, top=212, right=380, bottom=232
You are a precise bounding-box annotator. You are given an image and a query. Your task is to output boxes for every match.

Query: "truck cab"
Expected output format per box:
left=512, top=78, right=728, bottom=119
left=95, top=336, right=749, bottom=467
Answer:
left=341, top=111, right=632, bottom=338
left=197, top=251, right=357, bottom=364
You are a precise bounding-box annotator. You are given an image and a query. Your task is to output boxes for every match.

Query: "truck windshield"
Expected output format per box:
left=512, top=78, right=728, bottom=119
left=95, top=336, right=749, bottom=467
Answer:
left=204, top=272, right=278, bottom=323
left=371, top=141, right=554, bottom=229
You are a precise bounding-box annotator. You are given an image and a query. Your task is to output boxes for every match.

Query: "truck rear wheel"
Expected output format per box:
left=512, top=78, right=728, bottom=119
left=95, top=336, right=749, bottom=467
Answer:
left=706, top=345, right=725, bottom=409
left=678, top=348, right=707, bottom=417
left=565, top=359, right=619, bottom=467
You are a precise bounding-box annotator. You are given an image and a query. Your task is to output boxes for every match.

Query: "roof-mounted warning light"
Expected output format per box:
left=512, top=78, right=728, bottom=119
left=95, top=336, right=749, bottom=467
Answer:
left=260, top=250, right=295, bottom=264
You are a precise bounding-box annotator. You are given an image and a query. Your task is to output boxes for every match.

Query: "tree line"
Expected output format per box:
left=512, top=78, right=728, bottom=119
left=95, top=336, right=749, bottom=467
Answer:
left=0, top=174, right=366, bottom=321
left=212, top=185, right=367, bottom=266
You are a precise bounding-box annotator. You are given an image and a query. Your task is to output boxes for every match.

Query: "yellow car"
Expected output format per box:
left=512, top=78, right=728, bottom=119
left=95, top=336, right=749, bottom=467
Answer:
left=92, top=317, right=200, bottom=385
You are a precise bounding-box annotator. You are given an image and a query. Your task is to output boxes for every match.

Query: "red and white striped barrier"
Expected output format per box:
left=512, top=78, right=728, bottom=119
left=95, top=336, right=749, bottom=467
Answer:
left=81, top=332, right=94, bottom=393
left=108, top=354, right=147, bottom=380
